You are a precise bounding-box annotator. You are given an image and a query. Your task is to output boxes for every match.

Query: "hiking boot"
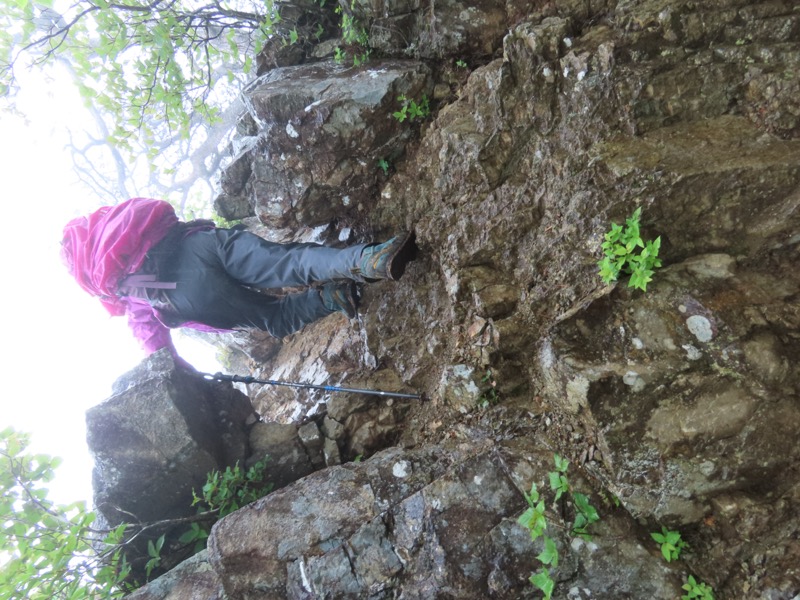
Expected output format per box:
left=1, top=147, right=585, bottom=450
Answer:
left=321, top=281, right=360, bottom=318
left=357, top=232, right=416, bottom=281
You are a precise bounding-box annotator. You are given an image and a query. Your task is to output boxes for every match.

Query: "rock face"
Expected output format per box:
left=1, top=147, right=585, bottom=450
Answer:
left=123, top=0, right=800, bottom=598
left=208, top=441, right=685, bottom=599
left=86, top=351, right=255, bottom=576
left=87, top=351, right=255, bottom=527
left=133, top=440, right=683, bottom=599
left=86, top=352, right=340, bottom=579
left=350, top=0, right=511, bottom=59
left=215, top=59, right=432, bottom=229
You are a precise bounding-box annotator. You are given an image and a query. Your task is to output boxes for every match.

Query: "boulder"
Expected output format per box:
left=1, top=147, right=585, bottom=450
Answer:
left=207, top=440, right=683, bottom=599
left=86, top=351, right=256, bottom=575
left=215, top=60, right=432, bottom=229
left=349, top=0, right=508, bottom=60
left=125, top=550, right=225, bottom=600
left=88, top=351, right=255, bottom=526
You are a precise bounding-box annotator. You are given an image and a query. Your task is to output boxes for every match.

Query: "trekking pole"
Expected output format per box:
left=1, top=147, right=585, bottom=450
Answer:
left=201, top=372, right=423, bottom=400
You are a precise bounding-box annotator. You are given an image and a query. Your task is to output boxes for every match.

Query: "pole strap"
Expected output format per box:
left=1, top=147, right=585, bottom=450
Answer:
left=201, top=372, right=423, bottom=400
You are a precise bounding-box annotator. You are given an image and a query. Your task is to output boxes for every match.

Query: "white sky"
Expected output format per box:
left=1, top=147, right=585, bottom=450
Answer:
left=1, top=63, right=221, bottom=505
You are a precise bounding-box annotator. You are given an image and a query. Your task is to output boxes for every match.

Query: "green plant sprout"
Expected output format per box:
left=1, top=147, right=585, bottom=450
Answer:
left=477, top=369, right=500, bottom=408
left=517, top=482, right=554, bottom=598
left=178, top=522, right=209, bottom=553
left=144, top=534, right=165, bottom=578
left=530, top=566, right=556, bottom=600
left=393, top=94, right=431, bottom=123
left=518, top=455, right=602, bottom=599
left=518, top=482, right=548, bottom=539
left=598, top=207, right=662, bottom=291
left=549, top=454, right=570, bottom=502
left=571, top=492, right=600, bottom=539
left=352, top=51, right=370, bottom=67
left=182, top=459, right=272, bottom=554
left=332, top=9, right=370, bottom=66
left=651, top=526, right=688, bottom=562
left=377, top=158, right=390, bottom=174
left=682, top=575, right=715, bottom=600
left=191, top=460, right=271, bottom=518
left=341, top=13, right=369, bottom=45
left=456, top=59, right=468, bottom=68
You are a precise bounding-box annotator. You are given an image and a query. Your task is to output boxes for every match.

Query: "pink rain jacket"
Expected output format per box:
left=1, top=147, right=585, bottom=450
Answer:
left=61, top=198, right=188, bottom=359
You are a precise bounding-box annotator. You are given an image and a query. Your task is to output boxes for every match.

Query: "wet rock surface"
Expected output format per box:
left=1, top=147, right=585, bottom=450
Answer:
left=215, top=59, right=432, bottom=230
left=87, top=351, right=255, bottom=578
left=208, top=440, right=683, bottom=600
left=86, top=352, right=335, bottom=580
left=126, top=0, right=800, bottom=597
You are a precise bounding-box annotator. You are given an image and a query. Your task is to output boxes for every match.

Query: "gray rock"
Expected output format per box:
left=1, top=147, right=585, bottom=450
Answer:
left=125, top=550, right=225, bottom=600
left=297, top=421, right=326, bottom=469
left=86, top=350, right=254, bottom=577
left=438, top=364, right=482, bottom=413
left=207, top=441, right=683, bottom=599
left=215, top=59, right=432, bottom=230
left=350, top=0, right=508, bottom=59
left=248, top=421, right=316, bottom=489
left=88, top=351, right=254, bottom=523
left=322, top=436, right=341, bottom=466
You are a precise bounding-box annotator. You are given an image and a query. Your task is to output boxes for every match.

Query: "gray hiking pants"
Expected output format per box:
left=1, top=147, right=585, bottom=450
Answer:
left=156, top=228, right=367, bottom=338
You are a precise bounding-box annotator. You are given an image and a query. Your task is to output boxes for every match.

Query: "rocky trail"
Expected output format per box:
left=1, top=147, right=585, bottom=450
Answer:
left=89, top=1, right=799, bottom=598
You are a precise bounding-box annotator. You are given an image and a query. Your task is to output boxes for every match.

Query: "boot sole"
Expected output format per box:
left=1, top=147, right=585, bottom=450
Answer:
left=344, top=282, right=361, bottom=318
left=388, top=232, right=417, bottom=281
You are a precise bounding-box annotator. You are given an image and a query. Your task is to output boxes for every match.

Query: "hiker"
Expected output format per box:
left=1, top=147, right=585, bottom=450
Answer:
left=61, top=197, right=415, bottom=365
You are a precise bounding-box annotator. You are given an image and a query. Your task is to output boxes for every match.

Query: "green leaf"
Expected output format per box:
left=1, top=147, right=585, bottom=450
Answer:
left=548, top=472, right=568, bottom=502
left=179, top=526, right=199, bottom=544
left=665, top=530, right=681, bottom=545
left=650, top=236, right=662, bottom=253
left=518, top=506, right=535, bottom=529
left=523, top=483, right=540, bottom=506
left=537, top=537, right=559, bottom=567
left=598, top=209, right=661, bottom=291
left=530, top=568, right=555, bottom=600
left=518, top=483, right=548, bottom=541
left=553, top=454, right=569, bottom=473
left=651, top=531, right=666, bottom=544
left=578, top=494, right=598, bottom=520
left=661, top=543, right=674, bottom=562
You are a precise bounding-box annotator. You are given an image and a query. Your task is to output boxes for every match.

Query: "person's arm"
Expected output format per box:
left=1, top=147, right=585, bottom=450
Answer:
left=123, top=297, right=194, bottom=370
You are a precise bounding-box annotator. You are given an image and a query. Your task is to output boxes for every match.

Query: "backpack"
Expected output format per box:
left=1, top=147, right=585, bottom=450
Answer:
left=60, top=198, right=179, bottom=316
